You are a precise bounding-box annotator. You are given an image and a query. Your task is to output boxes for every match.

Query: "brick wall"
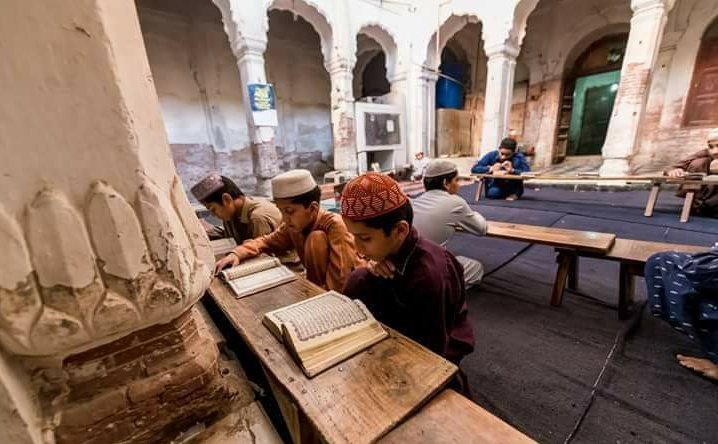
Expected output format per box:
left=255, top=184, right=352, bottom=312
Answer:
left=28, top=308, right=251, bottom=444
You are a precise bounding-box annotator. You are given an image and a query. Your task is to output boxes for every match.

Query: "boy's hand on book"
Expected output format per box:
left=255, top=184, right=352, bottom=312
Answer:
left=367, top=260, right=395, bottom=279
left=215, top=253, right=240, bottom=275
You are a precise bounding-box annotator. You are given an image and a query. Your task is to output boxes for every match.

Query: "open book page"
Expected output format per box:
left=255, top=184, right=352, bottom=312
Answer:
left=220, top=256, right=281, bottom=280
left=221, top=256, right=296, bottom=299
left=264, top=291, right=388, bottom=377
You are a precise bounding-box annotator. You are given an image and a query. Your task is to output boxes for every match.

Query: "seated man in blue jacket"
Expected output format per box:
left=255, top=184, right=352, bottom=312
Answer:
left=470, top=138, right=531, bottom=200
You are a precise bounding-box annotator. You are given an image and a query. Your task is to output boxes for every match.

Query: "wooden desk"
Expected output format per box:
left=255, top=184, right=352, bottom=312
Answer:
left=208, top=278, right=457, bottom=444
left=471, top=174, right=662, bottom=202
left=643, top=177, right=706, bottom=223
left=473, top=174, right=528, bottom=202
left=380, top=389, right=536, bottom=444
left=486, top=221, right=616, bottom=254
left=555, top=239, right=707, bottom=319
left=485, top=221, right=615, bottom=307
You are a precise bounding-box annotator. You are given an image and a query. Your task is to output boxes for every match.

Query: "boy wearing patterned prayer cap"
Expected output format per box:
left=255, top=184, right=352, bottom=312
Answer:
left=191, top=174, right=282, bottom=244
left=340, top=172, right=475, bottom=397
left=215, top=169, right=363, bottom=292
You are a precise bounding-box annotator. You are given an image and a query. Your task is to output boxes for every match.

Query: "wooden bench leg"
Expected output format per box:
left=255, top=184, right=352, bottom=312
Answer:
left=644, top=184, right=661, bottom=217
left=551, top=252, right=572, bottom=306
left=618, top=263, right=636, bottom=320
left=263, top=367, right=320, bottom=444
left=680, top=191, right=695, bottom=223
left=473, top=178, right=484, bottom=203
left=568, top=254, right=579, bottom=291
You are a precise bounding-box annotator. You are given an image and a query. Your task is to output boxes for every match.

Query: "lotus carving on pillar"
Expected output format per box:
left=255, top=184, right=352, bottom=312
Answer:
left=0, top=175, right=213, bottom=357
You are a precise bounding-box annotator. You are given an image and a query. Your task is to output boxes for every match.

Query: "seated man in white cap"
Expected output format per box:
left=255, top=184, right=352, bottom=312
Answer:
left=412, top=160, right=487, bottom=287
left=665, top=128, right=718, bottom=217
left=214, top=169, right=363, bottom=291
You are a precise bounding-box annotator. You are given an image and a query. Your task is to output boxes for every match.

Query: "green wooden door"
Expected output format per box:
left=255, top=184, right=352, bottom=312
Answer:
left=575, top=84, right=617, bottom=155
left=567, top=70, right=620, bottom=156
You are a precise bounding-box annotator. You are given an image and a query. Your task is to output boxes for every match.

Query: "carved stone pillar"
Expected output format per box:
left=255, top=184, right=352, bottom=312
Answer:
left=403, top=66, right=438, bottom=158
left=327, top=57, right=359, bottom=173
left=599, top=0, right=676, bottom=176
left=0, top=0, right=241, bottom=442
left=231, top=36, right=280, bottom=195
left=481, top=43, right=520, bottom=156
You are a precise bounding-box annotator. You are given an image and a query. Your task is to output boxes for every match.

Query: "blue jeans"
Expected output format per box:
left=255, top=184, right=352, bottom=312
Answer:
left=486, top=180, right=524, bottom=199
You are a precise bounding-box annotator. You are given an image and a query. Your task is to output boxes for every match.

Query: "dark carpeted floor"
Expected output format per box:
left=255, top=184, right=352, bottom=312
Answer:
left=448, top=183, right=718, bottom=444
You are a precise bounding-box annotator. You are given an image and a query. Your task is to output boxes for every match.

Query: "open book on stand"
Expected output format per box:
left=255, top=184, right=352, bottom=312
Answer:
left=219, top=256, right=296, bottom=299
left=263, top=291, right=388, bottom=378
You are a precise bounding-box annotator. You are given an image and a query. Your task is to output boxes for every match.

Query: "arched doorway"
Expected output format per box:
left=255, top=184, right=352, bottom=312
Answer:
left=558, top=34, right=627, bottom=157
left=265, top=9, right=333, bottom=177
left=426, top=18, right=485, bottom=157
left=684, top=18, right=718, bottom=127
left=353, top=33, right=390, bottom=100
left=437, top=44, right=470, bottom=109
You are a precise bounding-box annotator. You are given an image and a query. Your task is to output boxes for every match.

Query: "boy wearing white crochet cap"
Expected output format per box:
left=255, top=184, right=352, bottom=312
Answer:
left=215, top=169, right=363, bottom=291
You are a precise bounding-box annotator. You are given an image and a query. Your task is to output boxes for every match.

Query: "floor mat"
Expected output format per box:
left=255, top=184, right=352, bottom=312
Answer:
left=460, top=184, right=718, bottom=234
left=453, top=192, right=718, bottom=443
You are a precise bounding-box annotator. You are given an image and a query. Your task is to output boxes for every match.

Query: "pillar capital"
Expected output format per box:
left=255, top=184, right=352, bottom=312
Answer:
left=631, top=0, right=675, bottom=14
left=484, top=42, right=521, bottom=61
left=325, top=55, right=355, bottom=77
left=232, top=36, right=268, bottom=65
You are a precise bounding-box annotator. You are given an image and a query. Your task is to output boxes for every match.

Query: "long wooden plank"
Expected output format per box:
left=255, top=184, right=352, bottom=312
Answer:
left=380, top=390, right=536, bottom=444
left=208, top=278, right=457, bottom=444
left=604, top=239, right=706, bottom=264
left=471, top=174, right=710, bottom=184
left=486, top=221, right=616, bottom=253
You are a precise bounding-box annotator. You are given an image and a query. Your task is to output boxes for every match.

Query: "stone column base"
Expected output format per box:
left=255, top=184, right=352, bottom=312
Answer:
left=599, top=158, right=632, bottom=177
left=30, top=308, right=250, bottom=444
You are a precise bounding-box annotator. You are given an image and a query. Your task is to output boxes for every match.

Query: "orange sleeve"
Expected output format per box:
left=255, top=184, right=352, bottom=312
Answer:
left=233, top=224, right=294, bottom=260
left=323, top=216, right=362, bottom=292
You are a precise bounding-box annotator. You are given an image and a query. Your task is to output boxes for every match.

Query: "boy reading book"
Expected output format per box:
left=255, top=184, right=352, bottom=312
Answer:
left=340, top=172, right=475, bottom=397
left=191, top=174, right=282, bottom=243
left=215, top=169, right=363, bottom=291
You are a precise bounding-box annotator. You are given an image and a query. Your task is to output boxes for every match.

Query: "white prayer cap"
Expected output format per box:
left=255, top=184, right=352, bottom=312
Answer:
left=423, top=160, right=458, bottom=178
left=708, top=128, right=718, bottom=142
left=271, top=169, right=317, bottom=199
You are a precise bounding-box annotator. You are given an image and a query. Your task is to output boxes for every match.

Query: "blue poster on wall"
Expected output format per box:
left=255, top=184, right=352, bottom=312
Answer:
left=248, top=83, right=278, bottom=126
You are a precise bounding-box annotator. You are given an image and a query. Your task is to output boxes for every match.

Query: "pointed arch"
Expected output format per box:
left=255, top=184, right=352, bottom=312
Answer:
left=425, top=14, right=481, bottom=71
left=267, top=0, right=333, bottom=63
left=356, top=23, right=399, bottom=81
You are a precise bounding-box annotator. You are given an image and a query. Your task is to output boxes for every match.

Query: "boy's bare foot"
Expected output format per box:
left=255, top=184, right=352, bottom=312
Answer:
left=677, top=354, right=718, bottom=380
left=506, top=194, right=519, bottom=201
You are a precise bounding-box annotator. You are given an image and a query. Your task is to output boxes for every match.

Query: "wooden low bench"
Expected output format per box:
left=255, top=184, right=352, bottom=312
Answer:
left=380, top=389, right=536, bottom=443
left=486, top=221, right=616, bottom=254
left=472, top=174, right=715, bottom=224
left=484, top=221, right=617, bottom=312
left=208, top=277, right=457, bottom=444
left=553, top=239, right=706, bottom=319
left=643, top=176, right=715, bottom=223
